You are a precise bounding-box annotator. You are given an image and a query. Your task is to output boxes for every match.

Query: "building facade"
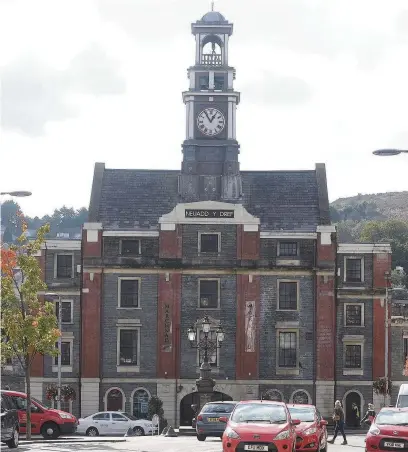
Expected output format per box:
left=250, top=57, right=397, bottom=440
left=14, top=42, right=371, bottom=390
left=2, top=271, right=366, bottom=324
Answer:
left=2, top=8, right=406, bottom=427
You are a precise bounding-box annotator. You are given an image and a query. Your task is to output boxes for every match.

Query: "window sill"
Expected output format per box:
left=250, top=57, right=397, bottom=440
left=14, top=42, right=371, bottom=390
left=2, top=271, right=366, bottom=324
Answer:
left=197, top=307, right=220, bottom=310
left=61, top=322, right=74, bottom=325
left=276, top=259, right=301, bottom=266
left=344, top=324, right=364, bottom=328
left=196, top=366, right=220, bottom=374
left=276, top=308, right=299, bottom=312
left=276, top=368, right=300, bottom=376
left=117, top=307, right=141, bottom=310
left=117, top=365, right=140, bottom=373
left=52, top=366, right=72, bottom=373
left=343, top=369, right=363, bottom=376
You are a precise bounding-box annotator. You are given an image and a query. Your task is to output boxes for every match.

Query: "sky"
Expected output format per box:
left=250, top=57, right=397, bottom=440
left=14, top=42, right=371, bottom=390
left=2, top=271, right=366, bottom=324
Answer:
left=1, top=0, right=408, bottom=218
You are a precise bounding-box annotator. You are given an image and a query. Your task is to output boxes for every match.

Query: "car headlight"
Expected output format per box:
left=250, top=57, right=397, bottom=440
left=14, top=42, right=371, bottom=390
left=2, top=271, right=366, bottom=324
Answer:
left=274, top=429, right=290, bottom=440
left=59, top=413, right=72, bottom=419
left=304, top=427, right=317, bottom=436
left=225, top=426, right=240, bottom=439
left=369, top=425, right=380, bottom=436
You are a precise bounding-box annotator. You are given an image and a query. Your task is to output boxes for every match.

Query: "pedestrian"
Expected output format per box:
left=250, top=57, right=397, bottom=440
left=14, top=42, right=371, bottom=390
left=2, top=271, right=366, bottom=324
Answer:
left=361, top=403, right=376, bottom=427
left=351, top=402, right=360, bottom=427
left=328, top=400, right=347, bottom=445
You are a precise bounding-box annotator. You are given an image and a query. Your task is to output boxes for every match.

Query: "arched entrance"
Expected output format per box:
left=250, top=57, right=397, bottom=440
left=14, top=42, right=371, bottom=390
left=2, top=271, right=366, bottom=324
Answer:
left=179, top=392, right=233, bottom=426
left=344, top=391, right=362, bottom=427
left=106, top=388, right=124, bottom=412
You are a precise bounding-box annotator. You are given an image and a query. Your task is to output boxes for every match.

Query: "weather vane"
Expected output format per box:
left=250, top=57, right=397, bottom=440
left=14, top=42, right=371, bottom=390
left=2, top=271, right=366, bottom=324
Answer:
left=211, top=0, right=215, bottom=11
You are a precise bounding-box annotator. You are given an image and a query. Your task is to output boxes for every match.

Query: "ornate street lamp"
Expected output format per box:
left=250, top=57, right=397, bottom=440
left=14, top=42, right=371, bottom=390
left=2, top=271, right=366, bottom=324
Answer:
left=187, top=315, right=225, bottom=408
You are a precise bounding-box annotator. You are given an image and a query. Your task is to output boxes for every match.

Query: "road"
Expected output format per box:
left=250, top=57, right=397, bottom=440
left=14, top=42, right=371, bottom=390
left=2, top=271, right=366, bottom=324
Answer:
left=19, top=434, right=366, bottom=452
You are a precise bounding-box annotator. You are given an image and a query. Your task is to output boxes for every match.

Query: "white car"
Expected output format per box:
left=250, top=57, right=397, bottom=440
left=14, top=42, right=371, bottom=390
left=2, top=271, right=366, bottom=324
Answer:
left=77, top=411, right=155, bottom=436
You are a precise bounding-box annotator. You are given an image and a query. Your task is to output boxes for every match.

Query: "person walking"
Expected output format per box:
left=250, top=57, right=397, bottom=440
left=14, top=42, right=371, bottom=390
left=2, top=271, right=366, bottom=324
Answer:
left=361, top=403, right=376, bottom=427
left=328, top=400, right=347, bottom=445
left=351, top=402, right=360, bottom=427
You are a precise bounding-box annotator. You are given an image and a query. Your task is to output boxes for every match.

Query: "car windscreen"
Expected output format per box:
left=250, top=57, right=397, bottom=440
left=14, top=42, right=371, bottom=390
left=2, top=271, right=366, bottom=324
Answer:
left=230, top=403, right=287, bottom=424
left=397, top=395, right=408, bottom=408
left=201, top=403, right=236, bottom=414
left=288, top=407, right=315, bottom=422
left=376, top=410, right=408, bottom=426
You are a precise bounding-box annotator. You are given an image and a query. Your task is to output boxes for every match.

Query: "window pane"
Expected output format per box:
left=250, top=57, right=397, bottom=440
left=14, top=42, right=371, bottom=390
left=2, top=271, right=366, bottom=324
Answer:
left=278, top=282, right=297, bottom=310
left=57, top=255, right=73, bottom=278
left=345, top=345, right=361, bottom=368
left=55, top=342, right=71, bottom=366
left=199, top=280, right=219, bottom=308
left=112, top=413, right=127, bottom=421
left=132, top=389, right=149, bottom=419
left=345, top=305, right=362, bottom=326
left=120, top=280, right=139, bottom=307
left=278, top=332, right=297, bottom=367
left=121, top=240, right=140, bottom=256
left=119, top=330, right=138, bottom=365
left=199, top=75, right=209, bottom=89
left=346, top=259, right=362, bottom=282
left=198, top=331, right=217, bottom=366
left=279, top=242, right=298, bottom=256
left=200, top=234, right=219, bottom=253
left=93, top=413, right=110, bottom=420
left=214, top=75, right=224, bottom=90
left=56, top=302, right=72, bottom=323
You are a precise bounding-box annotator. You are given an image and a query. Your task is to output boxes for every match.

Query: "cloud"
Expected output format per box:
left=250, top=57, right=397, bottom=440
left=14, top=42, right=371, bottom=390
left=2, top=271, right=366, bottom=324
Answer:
left=241, top=73, right=313, bottom=106
left=0, top=44, right=126, bottom=136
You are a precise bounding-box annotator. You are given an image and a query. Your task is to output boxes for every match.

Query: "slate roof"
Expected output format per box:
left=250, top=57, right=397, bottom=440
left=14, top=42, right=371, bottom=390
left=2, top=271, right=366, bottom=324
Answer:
left=91, top=164, right=329, bottom=232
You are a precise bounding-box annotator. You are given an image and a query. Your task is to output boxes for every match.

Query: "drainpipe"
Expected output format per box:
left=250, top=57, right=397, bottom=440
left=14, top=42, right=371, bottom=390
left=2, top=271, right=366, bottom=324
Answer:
left=78, top=235, right=84, bottom=417
left=99, top=267, right=105, bottom=412
left=333, top=233, right=338, bottom=406
left=312, top=243, right=317, bottom=405
left=174, top=324, right=180, bottom=428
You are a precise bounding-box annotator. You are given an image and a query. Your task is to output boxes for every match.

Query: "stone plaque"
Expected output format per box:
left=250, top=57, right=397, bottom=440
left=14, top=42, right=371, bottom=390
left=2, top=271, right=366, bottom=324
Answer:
left=185, top=209, right=234, bottom=218
left=162, top=303, right=172, bottom=352
left=244, top=301, right=256, bottom=352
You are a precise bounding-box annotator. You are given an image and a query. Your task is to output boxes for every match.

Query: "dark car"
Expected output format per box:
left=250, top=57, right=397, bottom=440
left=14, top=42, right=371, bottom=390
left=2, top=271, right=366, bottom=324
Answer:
left=196, top=401, right=238, bottom=441
left=1, top=392, right=19, bottom=448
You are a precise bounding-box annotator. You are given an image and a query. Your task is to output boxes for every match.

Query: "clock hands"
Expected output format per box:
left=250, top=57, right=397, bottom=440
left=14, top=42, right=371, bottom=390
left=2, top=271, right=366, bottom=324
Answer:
left=203, top=110, right=212, bottom=122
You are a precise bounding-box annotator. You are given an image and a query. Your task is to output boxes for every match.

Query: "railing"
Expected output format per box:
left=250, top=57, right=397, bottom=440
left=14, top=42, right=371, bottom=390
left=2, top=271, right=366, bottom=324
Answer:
left=201, top=54, right=222, bottom=66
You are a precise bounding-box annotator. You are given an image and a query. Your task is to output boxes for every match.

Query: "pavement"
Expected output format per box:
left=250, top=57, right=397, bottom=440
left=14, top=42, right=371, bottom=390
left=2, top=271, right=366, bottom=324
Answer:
left=17, top=434, right=367, bottom=452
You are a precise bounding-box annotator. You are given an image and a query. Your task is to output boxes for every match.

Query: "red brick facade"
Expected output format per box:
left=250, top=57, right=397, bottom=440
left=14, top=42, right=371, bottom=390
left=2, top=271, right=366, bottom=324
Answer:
left=159, top=226, right=182, bottom=258
left=237, top=226, right=260, bottom=260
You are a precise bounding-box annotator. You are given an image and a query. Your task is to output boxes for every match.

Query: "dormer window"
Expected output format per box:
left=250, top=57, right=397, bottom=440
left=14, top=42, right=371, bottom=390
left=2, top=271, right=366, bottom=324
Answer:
left=345, top=258, right=364, bottom=283
left=120, top=239, right=141, bottom=256
left=199, top=233, right=220, bottom=253
left=278, top=241, right=298, bottom=257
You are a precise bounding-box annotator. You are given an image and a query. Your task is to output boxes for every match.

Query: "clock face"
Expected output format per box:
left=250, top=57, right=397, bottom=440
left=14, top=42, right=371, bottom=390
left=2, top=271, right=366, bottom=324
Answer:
left=197, top=108, right=225, bottom=137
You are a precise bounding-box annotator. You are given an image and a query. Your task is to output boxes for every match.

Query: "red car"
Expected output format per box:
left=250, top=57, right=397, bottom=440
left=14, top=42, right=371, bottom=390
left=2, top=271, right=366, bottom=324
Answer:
left=365, top=407, right=408, bottom=452
left=219, top=400, right=300, bottom=452
left=2, top=390, right=77, bottom=439
left=287, top=404, right=328, bottom=452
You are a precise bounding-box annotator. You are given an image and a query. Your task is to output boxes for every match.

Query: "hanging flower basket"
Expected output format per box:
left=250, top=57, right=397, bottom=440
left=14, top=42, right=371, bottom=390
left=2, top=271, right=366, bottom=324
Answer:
left=46, top=385, right=58, bottom=400
left=373, top=377, right=392, bottom=396
left=61, top=385, right=76, bottom=401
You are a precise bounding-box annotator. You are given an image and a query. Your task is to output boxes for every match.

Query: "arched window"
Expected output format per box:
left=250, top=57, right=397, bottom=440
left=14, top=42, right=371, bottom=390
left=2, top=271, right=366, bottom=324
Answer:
left=263, top=389, right=283, bottom=402
left=292, top=390, right=310, bottom=405
left=132, top=388, right=150, bottom=419
left=106, top=388, right=124, bottom=412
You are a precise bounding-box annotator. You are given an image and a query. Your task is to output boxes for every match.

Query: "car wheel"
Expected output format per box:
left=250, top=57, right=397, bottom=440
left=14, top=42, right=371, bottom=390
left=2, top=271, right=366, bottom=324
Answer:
left=6, top=427, right=19, bottom=448
left=197, top=434, right=206, bottom=441
left=41, top=422, right=60, bottom=439
left=86, top=427, right=99, bottom=436
left=133, top=426, right=144, bottom=436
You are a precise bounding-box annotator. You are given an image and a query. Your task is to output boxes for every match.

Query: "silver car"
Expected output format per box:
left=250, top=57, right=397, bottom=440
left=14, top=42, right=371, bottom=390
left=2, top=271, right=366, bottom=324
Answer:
left=195, top=401, right=237, bottom=441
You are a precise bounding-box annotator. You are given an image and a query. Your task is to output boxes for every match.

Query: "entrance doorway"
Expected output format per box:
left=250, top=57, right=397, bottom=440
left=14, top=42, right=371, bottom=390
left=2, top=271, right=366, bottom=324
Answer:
left=106, top=388, right=123, bottom=412
left=179, top=391, right=233, bottom=426
left=344, top=391, right=361, bottom=427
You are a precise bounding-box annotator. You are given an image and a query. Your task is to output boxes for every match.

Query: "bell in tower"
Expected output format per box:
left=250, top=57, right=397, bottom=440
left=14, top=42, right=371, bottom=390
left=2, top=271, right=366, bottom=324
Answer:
left=179, top=7, right=242, bottom=203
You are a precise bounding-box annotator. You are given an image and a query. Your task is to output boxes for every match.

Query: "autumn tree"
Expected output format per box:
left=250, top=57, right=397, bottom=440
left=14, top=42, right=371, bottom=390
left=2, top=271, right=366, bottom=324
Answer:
left=1, top=218, right=60, bottom=440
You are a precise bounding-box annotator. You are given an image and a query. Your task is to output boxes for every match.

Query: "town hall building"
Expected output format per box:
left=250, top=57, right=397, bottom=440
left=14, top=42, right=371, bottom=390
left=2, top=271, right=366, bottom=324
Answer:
left=3, top=8, right=406, bottom=428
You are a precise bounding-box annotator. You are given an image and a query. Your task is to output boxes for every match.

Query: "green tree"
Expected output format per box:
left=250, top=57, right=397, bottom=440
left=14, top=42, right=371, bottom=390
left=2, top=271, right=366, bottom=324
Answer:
left=360, top=219, right=408, bottom=272
left=1, top=200, right=22, bottom=238
left=1, top=221, right=60, bottom=439
left=147, top=396, right=168, bottom=433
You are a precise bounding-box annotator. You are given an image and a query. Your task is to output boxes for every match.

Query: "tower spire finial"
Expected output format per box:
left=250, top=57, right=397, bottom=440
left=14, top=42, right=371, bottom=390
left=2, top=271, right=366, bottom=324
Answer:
left=211, top=0, right=215, bottom=11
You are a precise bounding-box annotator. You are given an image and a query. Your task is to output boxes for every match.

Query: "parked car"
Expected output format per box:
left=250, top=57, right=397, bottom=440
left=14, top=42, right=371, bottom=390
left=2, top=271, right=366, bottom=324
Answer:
left=365, top=407, right=408, bottom=452
left=220, top=400, right=300, bottom=452
left=287, top=404, right=328, bottom=452
left=1, top=392, right=19, bottom=448
left=1, top=390, right=77, bottom=439
left=195, top=401, right=238, bottom=441
left=396, top=384, right=408, bottom=408
left=76, top=411, right=154, bottom=436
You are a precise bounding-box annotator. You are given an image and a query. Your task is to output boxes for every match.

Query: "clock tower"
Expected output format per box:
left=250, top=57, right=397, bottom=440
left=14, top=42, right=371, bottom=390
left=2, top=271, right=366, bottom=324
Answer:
left=179, top=9, right=242, bottom=202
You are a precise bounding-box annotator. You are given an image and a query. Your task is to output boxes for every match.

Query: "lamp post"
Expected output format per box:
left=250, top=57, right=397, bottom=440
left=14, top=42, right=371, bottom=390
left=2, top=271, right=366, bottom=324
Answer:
left=45, top=292, right=62, bottom=410
left=373, top=149, right=408, bottom=157
left=187, top=315, right=225, bottom=409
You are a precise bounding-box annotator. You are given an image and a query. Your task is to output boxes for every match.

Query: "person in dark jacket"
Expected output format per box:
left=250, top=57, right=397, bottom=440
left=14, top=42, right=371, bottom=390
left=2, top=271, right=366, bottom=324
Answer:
left=351, top=402, right=360, bottom=427
left=328, top=400, right=347, bottom=445
left=361, top=403, right=376, bottom=426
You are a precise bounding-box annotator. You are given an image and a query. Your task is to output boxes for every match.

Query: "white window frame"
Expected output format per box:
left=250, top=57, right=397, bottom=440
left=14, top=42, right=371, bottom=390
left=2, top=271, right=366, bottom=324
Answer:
left=344, top=303, right=365, bottom=327
left=198, top=278, right=220, bottom=310
left=119, top=239, right=141, bottom=256
left=277, top=280, right=300, bottom=311
left=52, top=335, right=74, bottom=373
left=117, top=277, right=141, bottom=309
left=342, top=336, right=364, bottom=376
left=51, top=398, right=73, bottom=413
left=277, top=241, right=299, bottom=257
left=54, top=253, right=75, bottom=279
left=344, top=257, right=364, bottom=283
left=276, top=328, right=299, bottom=375
left=196, top=328, right=220, bottom=369
left=198, top=232, right=221, bottom=254
left=55, top=299, right=74, bottom=324
left=117, top=326, right=141, bottom=373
